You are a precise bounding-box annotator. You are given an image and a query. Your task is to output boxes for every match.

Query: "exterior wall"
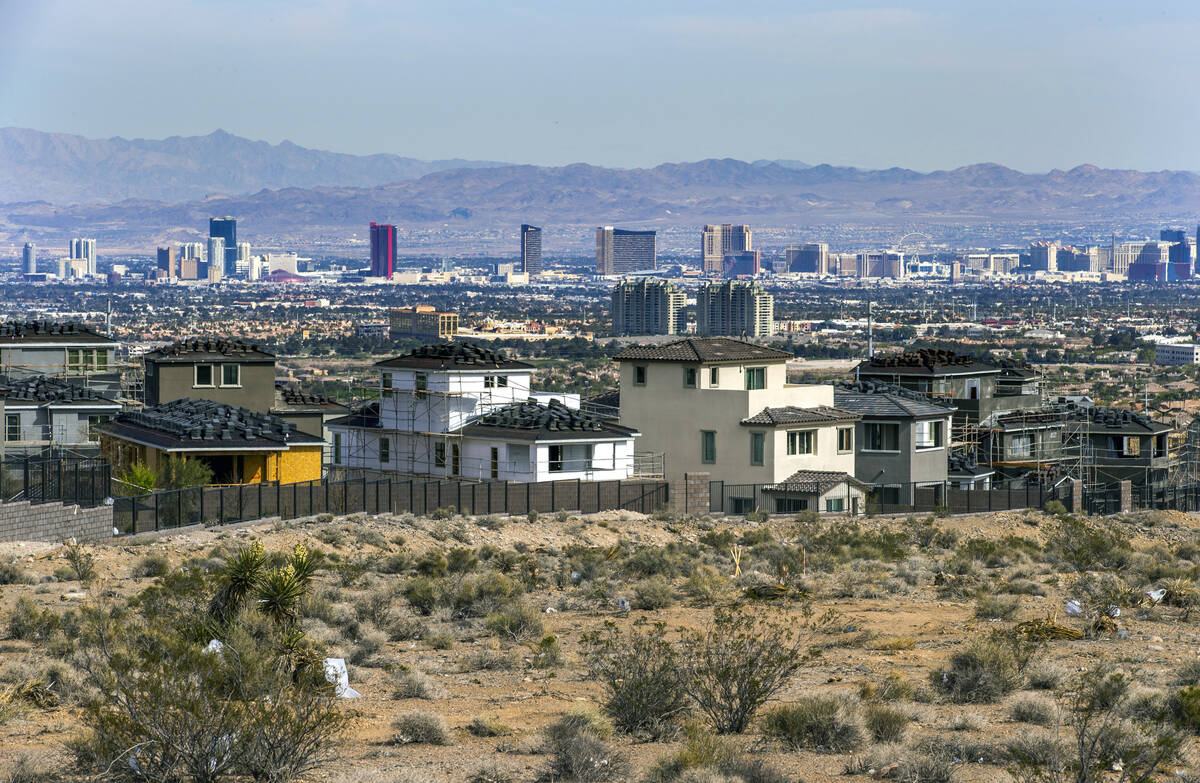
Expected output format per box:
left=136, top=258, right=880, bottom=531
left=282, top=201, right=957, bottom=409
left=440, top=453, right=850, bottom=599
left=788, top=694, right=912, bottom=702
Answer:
left=378, top=369, right=534, bottom=431
left=0, top=345, right=120, bottom=394
left=4, top=402, right=118, bottom=454
left=617, top=359, right=842, bottom=485
left=852, top=416, right=950, bottom=501
left=274, top=445, right=323, bottom=483
left=147, top=360, right=275, bottom=411
left=0, top=500, right=113, bottom=543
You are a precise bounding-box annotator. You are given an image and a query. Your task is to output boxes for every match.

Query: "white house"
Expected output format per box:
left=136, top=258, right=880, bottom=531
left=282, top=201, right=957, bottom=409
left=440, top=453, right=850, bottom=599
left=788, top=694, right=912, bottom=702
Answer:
left=327, top=343, right=639, bottom=481
left=1, top=374, right=122, bottom=457
left=614, top=337, right=865, bottom=514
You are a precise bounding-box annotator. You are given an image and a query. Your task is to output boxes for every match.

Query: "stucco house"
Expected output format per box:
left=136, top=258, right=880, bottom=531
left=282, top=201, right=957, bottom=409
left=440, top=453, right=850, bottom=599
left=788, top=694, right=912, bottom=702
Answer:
left=1, top=374, right=121, bottom=457
left=0, top=321, right=121, bottom=395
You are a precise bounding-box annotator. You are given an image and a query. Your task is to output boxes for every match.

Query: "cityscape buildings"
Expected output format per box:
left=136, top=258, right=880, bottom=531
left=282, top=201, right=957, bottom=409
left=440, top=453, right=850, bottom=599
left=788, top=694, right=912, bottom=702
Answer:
left=69, top=237, right=97, bottom=276
left=786, top=243, right=829, bottom=274
left=389, top=305, right=459, bottom=340
left=610, top=278, right=687, bottom=336
left=595, top=227, right=656, bottom=276
left=209, top=217, right=237, bottom=276
left=370, top=222, right=397, bottom=278
left=21, top=243, right=35, bottom=275
left=696, top=280, right=774, bottom=338
left=520, top=224, right=542, bottom=276
left=701, top=224, right=752, bottom=275
left=156, top=246, right=178, bottom=279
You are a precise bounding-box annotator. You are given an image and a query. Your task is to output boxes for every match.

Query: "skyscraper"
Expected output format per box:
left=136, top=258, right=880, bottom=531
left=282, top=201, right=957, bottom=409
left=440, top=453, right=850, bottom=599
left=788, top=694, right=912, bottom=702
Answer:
left=208, top=237, right=226, bottom=282
left=610, top=279, right=687, bottom=336
left=209, top=217, right=237, bottom=276
left=701, top=224, right=752, bottom=275
left=786, top=243, right=829, bottom=274
left=157, top=246, right=178, bottom=279
left=69, top=237, right=97, bottom=276
left=596, top=227, right=656, bottom=275
left=722, top=250, right=761, bottom=277
left=520, top=224, right=542, bottom=275
left=22, top=243, right=35, bottom=275
left=697, top=280, right=774, bottom=338
left=370, top=222, right=397, bottom=277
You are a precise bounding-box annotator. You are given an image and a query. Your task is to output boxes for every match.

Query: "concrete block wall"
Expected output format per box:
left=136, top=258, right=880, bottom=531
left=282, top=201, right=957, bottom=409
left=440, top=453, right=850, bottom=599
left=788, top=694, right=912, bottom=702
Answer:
left=0, top=501, right=113, bottom=544
left=1119, top=480, right=1132, bottom=514
left=670, top=472, right=711, bottom=514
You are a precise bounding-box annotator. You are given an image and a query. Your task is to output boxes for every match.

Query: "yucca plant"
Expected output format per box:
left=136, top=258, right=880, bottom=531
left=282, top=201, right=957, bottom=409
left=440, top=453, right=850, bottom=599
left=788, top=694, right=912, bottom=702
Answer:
left=209, top=540, right=266, bottom=623
left=256, top=565, right=306, bottom=626
left=288, top=543, right=323, bottom=587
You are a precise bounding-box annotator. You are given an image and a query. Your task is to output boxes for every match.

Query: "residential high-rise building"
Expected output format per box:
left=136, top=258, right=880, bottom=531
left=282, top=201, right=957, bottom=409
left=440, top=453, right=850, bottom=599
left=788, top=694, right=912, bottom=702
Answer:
left=207, top=237, right=225, bottom=282
left=156, top=246, right=178, bottom=279
left=179, top=242, right=203, bottom=260
left=1027, top=241, right=1059, bottom=272
left=610, top=279, right=687, bottom=336
left=520, top=224, right=542, bottom=275
left=21, top=243, right=35, bottom=275
left=1162, top=229, right=1194, bottom=277
left=697, top=280, right=774, bottom=338
left=701, top=224, right=752, bottom=275
left=209, top=217, right=237, bottom=276
left=596, top=227, right=656, bottom=275
left=786, top=243, right=828, bottom=274
left=370, top=222, right=397, bottom=278
left=69, top=237, right=97, bottom=276
left=856, top=251, right=905, bottom=278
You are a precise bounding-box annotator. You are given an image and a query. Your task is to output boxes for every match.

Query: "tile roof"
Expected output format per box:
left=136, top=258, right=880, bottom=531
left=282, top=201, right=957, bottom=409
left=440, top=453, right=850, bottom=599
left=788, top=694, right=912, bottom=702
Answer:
left=948, top=453, right=994, bottom=477
left=326, top=401, right=381, bottom=429
left=835, top=381, right=955, bottom=418
left=0, top=321, right=114, bottom=344
left=274, top=385, right=349, bottom=413
left=763, top=470, right=868, bottom=494
left=0, top=374, right=118, bottom=405
left=101, top=398, right=322, bottom=450
left=1063, top=404, right=1173, bottom=434
left=613, top=337, right=792, bottom=363
left=859, top=348, right=999, bottom=376
left=741, top=405, right=860, bottom=426
left=146, top=338, right=275, bottom=363
left=376, top=342, right=534, bottom=370
left=461, top=399, right=638, bottom=441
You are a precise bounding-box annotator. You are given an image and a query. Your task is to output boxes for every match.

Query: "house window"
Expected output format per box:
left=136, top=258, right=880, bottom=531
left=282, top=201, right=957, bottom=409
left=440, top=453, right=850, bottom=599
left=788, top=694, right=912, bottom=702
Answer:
left=826, top=498, right=845, bottom=513
left=379, top=437, right=390, bottom=464
left=490, top=447, right=499, bottom=479
left=750, top=432, right=765, bottom=465
left=745, top=367, right=766, bottom=390
left=1010, top=434, right=1032, bottom=459
left=683, top=367, right=697, bottom=388
left=95, top=350, right=108, bottom=370
left=915, top=419, right=944, bottom=449
left=67, top=349, right=81, bottom=371
left=837, top=427, right=853, bottom=453
left=415, top=373, right=428, bottom=399
left=966, top=379, right=980, bottom=399
left=497, top=375, right=508, bottom=388
left=333, top=433, right=343, bottom=464
left=1121, top=436, right=1140, bottom=457
left=549, top=445, right=563, bottom=472
left=786, top=430, right=815, bottom=456
left=435, top=442, right=447, bottom=468
left=775, top=497, right=809, bottom=513
left=451, top=443, right=460, bottom=475
left=701, top=431, right=717, bottom=463
left=5, top=414, right=18, bottom=442
left=710, top=367, right=719, bottom=386
left=634, top=365, right=647, bottom=386
left=382, top=372, right=393, bottom=397
left=863, top=422, right=900, bottom=451
left=221, top=364, right=240, bottom=387
left=194, top=364, right=214, bottom=387
left=484, top=375, right=495, bottom=388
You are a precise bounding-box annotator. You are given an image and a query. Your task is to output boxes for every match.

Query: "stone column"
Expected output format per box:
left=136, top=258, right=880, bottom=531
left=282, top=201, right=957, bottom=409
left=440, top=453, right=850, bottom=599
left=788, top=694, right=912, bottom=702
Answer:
left=1119, top=480, right=1132, bottom=514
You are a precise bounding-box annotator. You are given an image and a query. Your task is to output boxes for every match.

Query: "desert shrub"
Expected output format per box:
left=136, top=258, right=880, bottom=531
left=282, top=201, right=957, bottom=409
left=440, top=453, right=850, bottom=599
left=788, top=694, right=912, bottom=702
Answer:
left=677, top=606, right=831, bottom=733
left=376, top=553, right=413, bottom=574
left=864, top=703, right=913, bottom=742
left=447, top=547, right=479, bottom=573
left=7, top=597, right=61, bottom=642
left=895, top=752, right=956, bottom=783
left=451, top=571, right=522, bottom=618
left=430, top=506, right=457, bottom=521
left=545, top=707, right=614, bottom=744
left=426, top=630, right=455, bottom=650
left=468, top=716, right=513, bottom=737
left=545, top=731, right=629, bottom=782
left=526, top=509, right=539, bottom=523
left=931, top=638, right=1021, bottom=703
left=1043, top=500, right=1068, bottom=517
left=623, top=546, right=685, bottom=578
left=858, top=671, right=914, bottom=703
left=634, top=577, right=676, bottom=610
left=761, top=696, right=864, bottom=752
left=948, top=712, right=987, bottom=732
left=1005, top=732, right=1065, bottom=770
left=684, top=565, right=728, bottom=603
left=415, top=549, right=448, bottom=577
left=485, top=602, right=545, bottom=641
left=1009, top=695, right=1056, bottom=726
left=132, top=553, right=171, bottom=579
left=394, top=669, right=446, bottom=700
left=462, top=648, right=517, bottom=671
left=1175, top=659, right=1200, bottom=686
left=64, top=542, right=96, bottom=582
left=0, top=563, right=34, bottom=585
left=2, top=754, right=52, bottom=783
left=647, top=722, right=788, bottom=783
left=974, top=593, right=1021, bottom=620
left=392, top=710, right=451, bottom=745
left=531, top=634, right=564, bottom=669
left=1045, top=517, right=1131, bottom=572
left=1026, top=661, right=1066, bottom=691
left=402, top=577, right=438, bottom=616
left=584, top=621, right=690, bottom=738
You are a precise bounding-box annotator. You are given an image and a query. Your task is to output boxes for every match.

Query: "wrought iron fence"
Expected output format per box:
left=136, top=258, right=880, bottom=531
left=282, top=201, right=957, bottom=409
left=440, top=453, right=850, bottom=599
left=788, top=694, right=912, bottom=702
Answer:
left=112, top=475, right=669, bottom=535
left=2, top=456, right=110, bottom=508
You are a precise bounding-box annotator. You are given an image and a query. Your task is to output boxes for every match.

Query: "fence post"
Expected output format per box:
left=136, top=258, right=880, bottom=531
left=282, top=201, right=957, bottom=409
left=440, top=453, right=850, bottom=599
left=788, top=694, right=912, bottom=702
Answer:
left=551, top=481, right=556, bottom=511
left=527, top=482, right=532, bottom=513
left=577, top=478, right=582, bottom=511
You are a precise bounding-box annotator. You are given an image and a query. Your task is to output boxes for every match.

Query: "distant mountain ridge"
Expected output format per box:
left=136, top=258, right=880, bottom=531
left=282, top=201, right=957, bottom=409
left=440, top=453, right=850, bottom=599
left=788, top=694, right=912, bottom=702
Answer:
left=0, top=127, right=506, bottom=203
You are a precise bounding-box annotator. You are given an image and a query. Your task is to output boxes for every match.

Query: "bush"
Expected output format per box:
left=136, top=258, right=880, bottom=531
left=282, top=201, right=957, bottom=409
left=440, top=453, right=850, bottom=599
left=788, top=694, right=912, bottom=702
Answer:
left=415, top=549, right=448, bottom=577
left=392, top=710, right=451, bottom=745
left=931, top=638, right=1021, bottom=703
left=583, top=621, right=690, bottom=738
left=468, top=716, right=513, bottom=737
left=132, top=554, right=170, bottom=579
left=864, top=703, right=913, bottom=742
left=1009, top=695, right=1055, bottom=726
left=376, top=553, right=413, bottom=574
left=447, top=547, right=479, bottom=573
left=677, top=606, right=829, bottom=733
left=1043, top=500, right=1068, bottom=517
left=858, top=671, right=914, bottom=703
left=761, top=696, right=864, bottom=752
left=531, top=634, right=564, bottom=669
left=545, top=732, right=629, bottom=782
left=7, top=597, right=61, bottom=642
left=1046, top=517, right=1130, bottom=572
left=485, top=602, right=545, bottom=641
left=393, top=669, right=446, bottom=700
left=634, top=577, right=676, bottom=610
left=402, top=577, right=438, bottom=616
left=647, top=722, right=789, bottom=783
left=974, top=593, right=1020, bottom=620
left=468, top=762, right=514, bottom=783
left=0, top=563, right=34, bottom=585
left=1025, top=661, right=1066, bottom=691
left=545, top=707, right=614, bottom=745
left=64, top=542, right=96, bottom=582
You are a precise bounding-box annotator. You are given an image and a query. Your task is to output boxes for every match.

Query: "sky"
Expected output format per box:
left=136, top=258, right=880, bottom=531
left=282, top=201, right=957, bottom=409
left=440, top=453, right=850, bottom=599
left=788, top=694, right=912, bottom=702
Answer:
left=2, top=0, right=1199, bottom=172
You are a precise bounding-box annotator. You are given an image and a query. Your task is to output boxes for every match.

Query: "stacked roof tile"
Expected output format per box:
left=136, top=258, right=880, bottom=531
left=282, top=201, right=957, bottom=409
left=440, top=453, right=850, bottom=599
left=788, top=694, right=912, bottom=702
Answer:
left=148, top=338, right=274, bottom=361
left=614, top=337, right=791, bottom=363
left=835, top=381, right=956, bottom=417
left=1, top=374, right=115, bottom=404
left=105, top=398, right=321, bottom=446
left=376, top=342, right=533, bottom=370
left=862, top=349, right=997, bottom=375
left=0, top=321, right=111, bottom=343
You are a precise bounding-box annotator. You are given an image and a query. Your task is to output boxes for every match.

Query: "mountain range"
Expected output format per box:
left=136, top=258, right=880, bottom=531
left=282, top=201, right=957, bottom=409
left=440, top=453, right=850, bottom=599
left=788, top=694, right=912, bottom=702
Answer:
left=4, top=128, right=1200, bottom=248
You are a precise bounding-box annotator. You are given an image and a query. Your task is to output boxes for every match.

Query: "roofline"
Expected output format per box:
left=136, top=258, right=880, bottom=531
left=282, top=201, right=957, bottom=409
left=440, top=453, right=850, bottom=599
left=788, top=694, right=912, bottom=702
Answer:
left=616, top=356, right=789, bottom=365
left=372, top=362, right=535, bottom=372
left=0, top=340, right=118, bottom=348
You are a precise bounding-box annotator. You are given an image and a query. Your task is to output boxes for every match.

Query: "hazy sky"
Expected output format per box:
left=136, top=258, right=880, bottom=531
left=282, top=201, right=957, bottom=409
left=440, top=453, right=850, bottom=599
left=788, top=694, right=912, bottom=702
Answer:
left=2, top=0, right=1199, bottom=171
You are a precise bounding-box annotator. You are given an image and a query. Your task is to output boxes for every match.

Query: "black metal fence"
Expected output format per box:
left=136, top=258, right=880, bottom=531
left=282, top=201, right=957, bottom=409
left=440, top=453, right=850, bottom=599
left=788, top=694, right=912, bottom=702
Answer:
left=1080, top=483, right=1200, bottom=516
left=2, top=456, right=110, bottom=508
left=113, top=475, right=669, bottom=535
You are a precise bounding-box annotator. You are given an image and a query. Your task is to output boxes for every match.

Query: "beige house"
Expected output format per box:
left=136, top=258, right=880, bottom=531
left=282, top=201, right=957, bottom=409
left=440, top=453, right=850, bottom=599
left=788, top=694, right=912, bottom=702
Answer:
left=615, top=338, right=865, bottom=514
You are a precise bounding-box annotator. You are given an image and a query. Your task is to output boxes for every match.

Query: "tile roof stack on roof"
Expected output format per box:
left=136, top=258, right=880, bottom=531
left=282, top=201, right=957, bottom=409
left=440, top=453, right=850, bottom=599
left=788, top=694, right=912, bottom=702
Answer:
left=0, top=321, right=112, bottom=343
left=1, top=374, right=115, bottom=404
left=110, top=398, right=317, bottom=444
left=741, top=405, right=860, bottom=426
left=476, top=399, right=607, bottom=432
left=376, top=342, right=534, bottom=370
left=149, top=338, right=274, bottom=360
left=614, top=337, right=792, bottom=363
left=863, top=349, right=998, bottom=374
left=1064, top=404, right=1172, bottom=433
left=835, top=380, right=956, bottom=417
left=276, top=385, right=346, bottom=409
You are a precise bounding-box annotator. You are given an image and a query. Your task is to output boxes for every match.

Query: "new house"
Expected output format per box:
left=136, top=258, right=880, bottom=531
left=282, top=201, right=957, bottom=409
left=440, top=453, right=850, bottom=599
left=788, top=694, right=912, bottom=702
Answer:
left=1, top=375, right=121, bottom=457
left=0, top=321, right=121, bottom=395
left=327, top=343, right=640, bottom=481
left=1063, top=404, right=1174, bottom=486
left=144, top=338, right=276, bottom=410
left=614, top=337, right=865, bottom=514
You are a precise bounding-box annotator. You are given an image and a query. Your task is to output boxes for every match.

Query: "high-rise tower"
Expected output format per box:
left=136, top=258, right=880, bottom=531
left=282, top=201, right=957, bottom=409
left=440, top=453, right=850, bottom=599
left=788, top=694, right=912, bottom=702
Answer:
left=370, top=223, right=397, bottom=277
left=209, top=217, right=237, bottom=276
left=520, top=224, right=542, bottom=275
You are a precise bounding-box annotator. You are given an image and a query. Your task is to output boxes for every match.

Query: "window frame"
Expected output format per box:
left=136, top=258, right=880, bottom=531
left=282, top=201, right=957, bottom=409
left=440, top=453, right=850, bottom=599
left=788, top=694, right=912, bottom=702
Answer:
left=633, top=365, right=647, bottom=386
left=775, top=497, right=809, bottom=513
left=786, top=429, right=815, bottom=456
left=709, top=366, right=719, bottom=387
left=490, top=446, right=500, bottom=479
left=379, top=436, right=390, bottom=464
left=683, top=367, right=697, bottom=388
left=701, top=430, right=717, bottom=464
left=825, top=497, right=845, bottom=513
left=4, top=413, right=19, bottom=442
left=333, top=432, right=343, bottom=465
left=862, top=421, right=901, bottom=452
left=744, top=366, right=766, bottom=390
left=451, top=443, right=460, bottom=475
left=549, top=444, right=564, bottom=472
left=415, top=373, right=428, bottom=399
left=1010, top=433, right=1033, bottom=459
left=434, top=442, right=447, bottom=468
left=220, top=363, right=241, bottom=388
left=837, top=426, right=853, bottom=453
left=194, top=363, right=215, bottom=388
left=914, top=419, right=944, bottom=450
left=749, top=431, right=765, bottom=465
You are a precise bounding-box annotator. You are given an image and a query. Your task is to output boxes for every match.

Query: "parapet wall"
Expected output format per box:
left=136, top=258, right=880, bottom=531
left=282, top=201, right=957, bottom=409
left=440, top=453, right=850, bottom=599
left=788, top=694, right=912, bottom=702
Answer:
left=0, top=501, right=113, bottom=544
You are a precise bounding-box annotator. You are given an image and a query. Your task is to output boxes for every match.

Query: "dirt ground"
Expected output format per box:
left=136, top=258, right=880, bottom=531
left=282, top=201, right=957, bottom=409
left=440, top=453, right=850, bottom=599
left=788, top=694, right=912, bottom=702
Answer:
left=3, top=507, right=1200, bottom=782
